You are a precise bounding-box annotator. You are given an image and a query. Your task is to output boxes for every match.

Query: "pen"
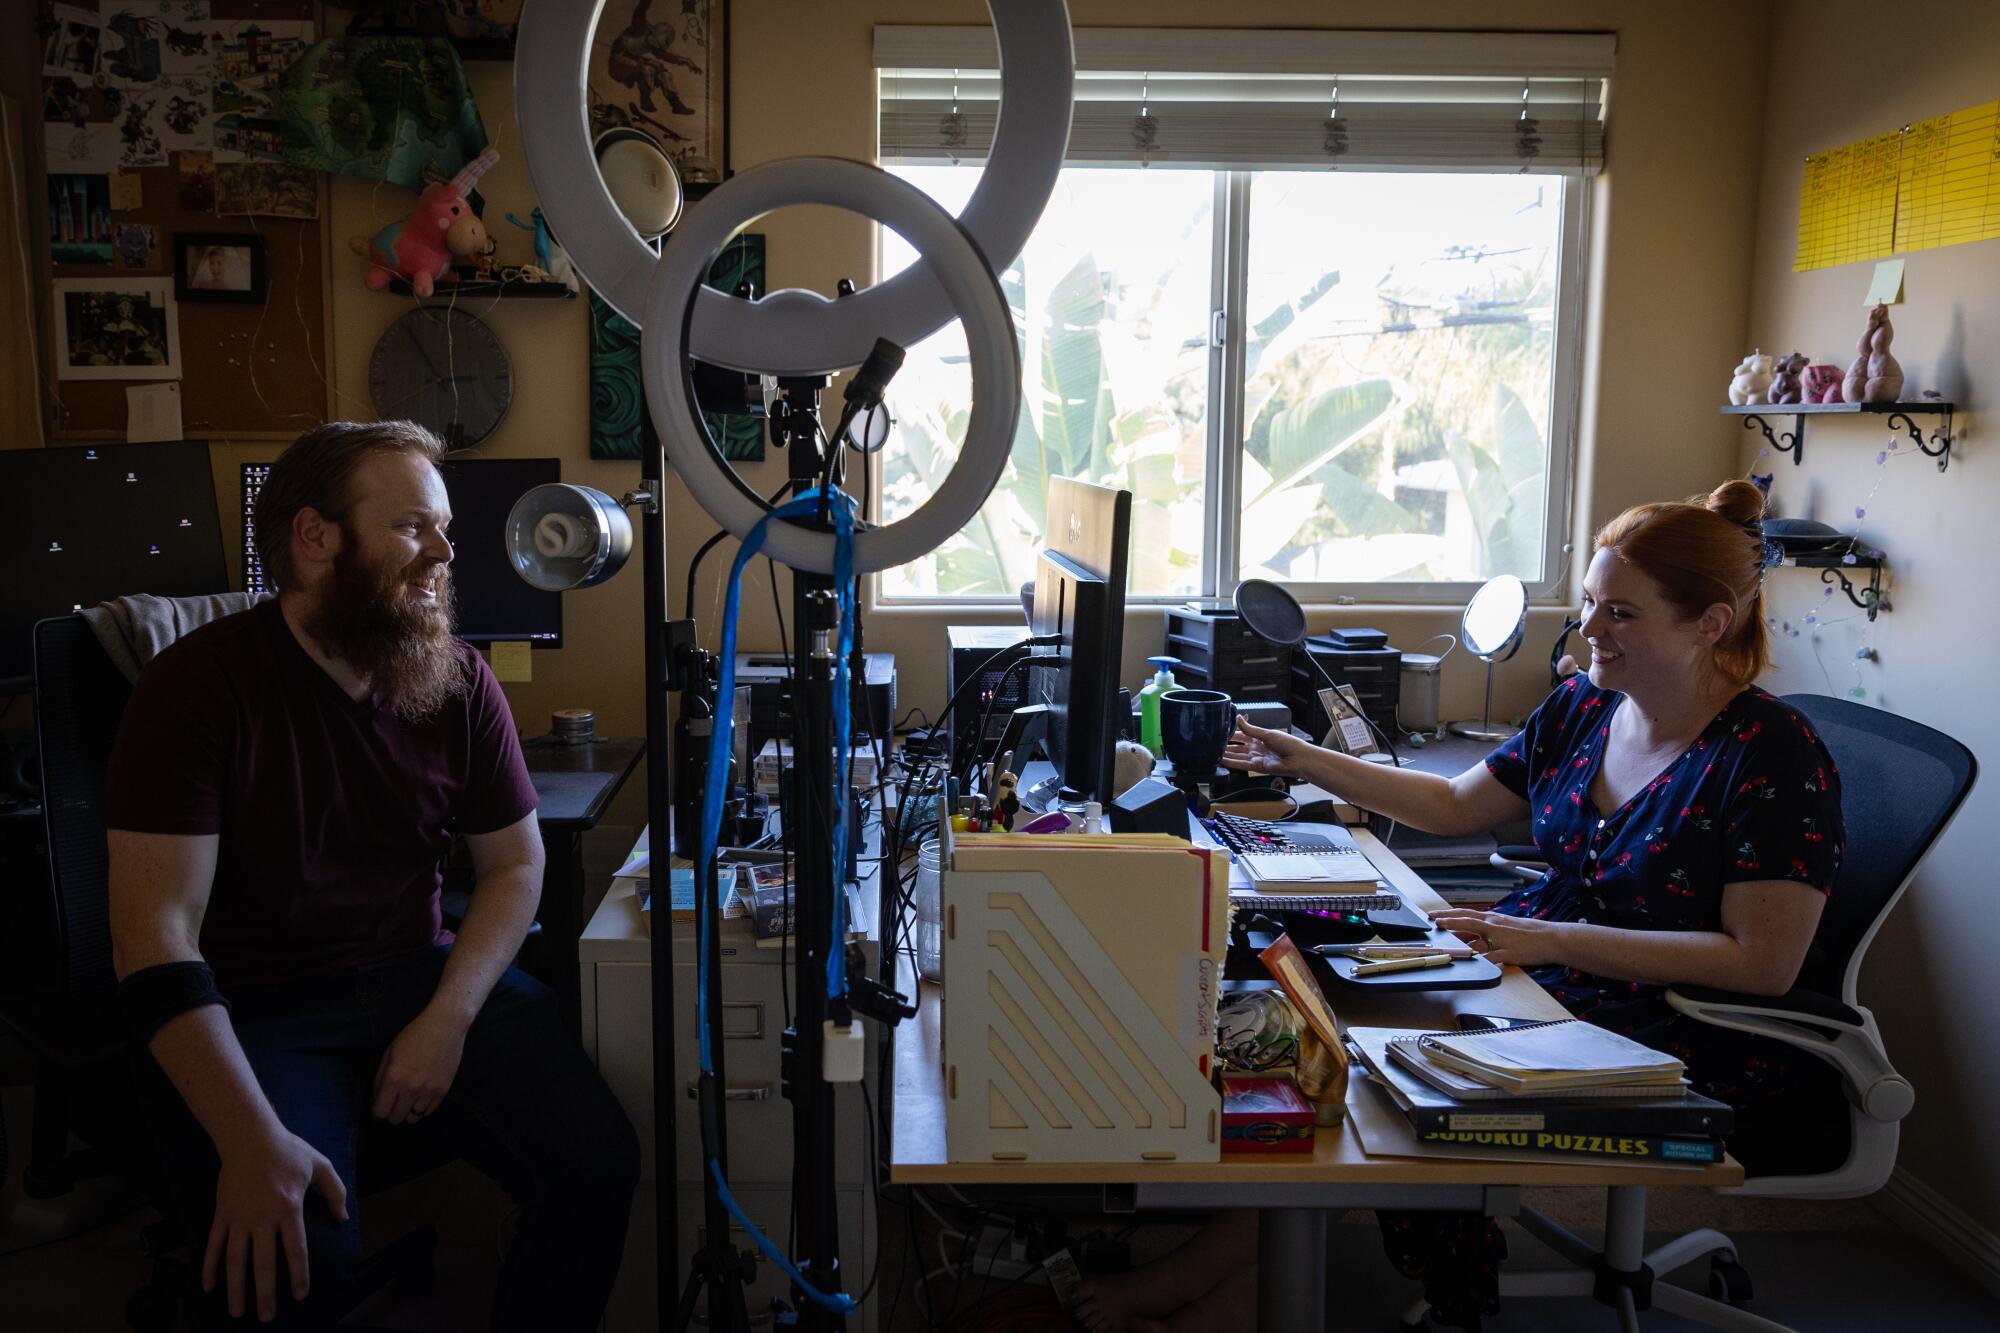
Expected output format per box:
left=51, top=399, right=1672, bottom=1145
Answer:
left=1321, top=943, right=1471, bottom=957
left=1350, top=952, right=1455, bottom=977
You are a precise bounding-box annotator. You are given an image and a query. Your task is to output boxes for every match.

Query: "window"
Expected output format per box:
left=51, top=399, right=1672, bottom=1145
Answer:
left=873, top=28, right=1606, bottom=604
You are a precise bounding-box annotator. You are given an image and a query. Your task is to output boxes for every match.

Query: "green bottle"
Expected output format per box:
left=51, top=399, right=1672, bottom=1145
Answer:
left=1138, top=655, right=1182, bottom=758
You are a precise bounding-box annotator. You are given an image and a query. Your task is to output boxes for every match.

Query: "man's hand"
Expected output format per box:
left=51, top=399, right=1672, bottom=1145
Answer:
left=1430, top=909, right=1573, bottom=970
left=205, top=1125, right=348, bottom=1322
left=1220, top=718, right=1316, bottom=779
left=370, top=1007, right=468, bottom=1126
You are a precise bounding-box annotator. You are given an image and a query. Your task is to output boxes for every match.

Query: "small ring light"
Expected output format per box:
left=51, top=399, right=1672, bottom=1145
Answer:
left=516, top=0, right=1073, bottom=372
left=593, top=127, right=684, bottom=241
left=641, top=158, right=1017, bottom=576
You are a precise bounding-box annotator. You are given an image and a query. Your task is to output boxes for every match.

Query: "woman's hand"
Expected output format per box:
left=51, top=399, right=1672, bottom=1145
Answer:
left=1220, top=719, right=1317, bottom=780
left=1429, top=909, right=1573, bottom=970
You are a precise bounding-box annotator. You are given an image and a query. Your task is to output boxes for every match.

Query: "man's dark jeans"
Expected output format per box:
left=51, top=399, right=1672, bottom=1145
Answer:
left=137, top=947, right=641, bottom=1331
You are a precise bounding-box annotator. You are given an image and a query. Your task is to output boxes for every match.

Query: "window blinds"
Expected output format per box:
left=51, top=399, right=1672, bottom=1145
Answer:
left=876, top=28, right=1611, bottom=174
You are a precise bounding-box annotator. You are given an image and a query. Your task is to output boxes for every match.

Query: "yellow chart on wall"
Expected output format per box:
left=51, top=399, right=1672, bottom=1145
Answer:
left=1796, top=100, right=2000, bottom=271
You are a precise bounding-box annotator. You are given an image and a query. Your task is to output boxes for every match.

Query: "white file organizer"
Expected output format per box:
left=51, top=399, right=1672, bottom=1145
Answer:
left=941, top=840, right=1228, bottom=1164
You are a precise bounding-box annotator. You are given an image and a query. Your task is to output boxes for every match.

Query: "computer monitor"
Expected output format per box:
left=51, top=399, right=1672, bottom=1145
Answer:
left=1029, top=477, right=1132, bottom=804
left=242, top=456, right=563, bottom=647
left=0, top=440, right=228, bottom=689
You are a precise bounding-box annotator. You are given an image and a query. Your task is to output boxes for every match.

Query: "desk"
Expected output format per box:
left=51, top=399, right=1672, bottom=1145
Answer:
left=890, top=829, right=1741, bottom=1333
left=523, top=737, right=644, bottom=1029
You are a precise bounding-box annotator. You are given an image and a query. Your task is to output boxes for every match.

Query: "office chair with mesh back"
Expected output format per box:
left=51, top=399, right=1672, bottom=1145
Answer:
left=1, top=614, right=443, bottom=1330
left=1417, top=693, right=1977, bottom=1332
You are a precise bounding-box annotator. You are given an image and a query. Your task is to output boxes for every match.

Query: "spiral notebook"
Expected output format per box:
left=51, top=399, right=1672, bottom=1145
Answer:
left=1228, top=886, right=1401, bottom=913
left=1387, top=1019, right=1688, bottom=1100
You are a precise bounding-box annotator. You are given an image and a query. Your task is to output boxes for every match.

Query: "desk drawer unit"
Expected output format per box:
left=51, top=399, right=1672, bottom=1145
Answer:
left=586, top=949, right=877, bottom=1189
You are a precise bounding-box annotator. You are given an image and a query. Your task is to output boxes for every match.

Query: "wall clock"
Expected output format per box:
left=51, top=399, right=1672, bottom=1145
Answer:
left=367, top=306, right=514, bottom=451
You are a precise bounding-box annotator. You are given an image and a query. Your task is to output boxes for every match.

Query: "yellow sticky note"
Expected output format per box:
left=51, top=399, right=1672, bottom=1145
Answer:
left=1864, top=259, right=1904, bottom=306
left=108, top=172, right=143, bottom=211
left=490, top=641, right=532, bottom=682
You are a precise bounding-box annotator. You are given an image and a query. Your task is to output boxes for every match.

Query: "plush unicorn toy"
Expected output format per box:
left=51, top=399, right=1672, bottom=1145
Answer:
left=353, top=148, right=501, bottom=296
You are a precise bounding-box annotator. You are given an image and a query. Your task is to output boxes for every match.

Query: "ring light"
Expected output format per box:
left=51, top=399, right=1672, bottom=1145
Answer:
left=515, top=0, right=1073, bottom=372
left=641, top=158, right=1018, bottom=576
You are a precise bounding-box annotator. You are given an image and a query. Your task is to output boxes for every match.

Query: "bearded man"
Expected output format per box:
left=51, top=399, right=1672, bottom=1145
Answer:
left=104, top=421, right=638, bottom=1330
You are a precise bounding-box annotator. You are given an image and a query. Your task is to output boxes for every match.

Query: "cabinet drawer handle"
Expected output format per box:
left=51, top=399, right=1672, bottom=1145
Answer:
left=722, top=1001, right=765, bottom=1040
left=686, top=1081, right=774, bottom=1102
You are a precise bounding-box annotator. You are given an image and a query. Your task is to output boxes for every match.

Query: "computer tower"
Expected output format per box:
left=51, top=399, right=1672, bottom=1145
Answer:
left=946, top=626, right=1031, bottom=773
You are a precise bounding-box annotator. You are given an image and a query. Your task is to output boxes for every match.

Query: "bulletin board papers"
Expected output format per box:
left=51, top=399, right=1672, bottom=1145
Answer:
left=1795, top=100, right=2000, bottom=270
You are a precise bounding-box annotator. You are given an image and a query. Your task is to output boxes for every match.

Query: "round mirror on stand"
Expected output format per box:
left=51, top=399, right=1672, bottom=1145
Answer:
left=1448, top=574, right=1528, bottom=740
left=1233, top=578, right=1400, bottom=765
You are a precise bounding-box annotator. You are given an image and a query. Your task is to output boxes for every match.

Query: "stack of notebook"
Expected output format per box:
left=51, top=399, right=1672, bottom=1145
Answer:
left=1347, top=1020, right=1734, bottom=1165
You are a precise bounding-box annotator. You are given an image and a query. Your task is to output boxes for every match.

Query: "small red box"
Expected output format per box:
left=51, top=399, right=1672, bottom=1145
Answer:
left=1220, top=1076, right=1316, bottom=1153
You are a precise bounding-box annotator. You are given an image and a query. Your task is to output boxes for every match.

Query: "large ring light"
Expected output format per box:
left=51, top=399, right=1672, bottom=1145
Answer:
left=643, top=158, right=1017, bottom=576
left=515, top=0, right=1073, bottom=373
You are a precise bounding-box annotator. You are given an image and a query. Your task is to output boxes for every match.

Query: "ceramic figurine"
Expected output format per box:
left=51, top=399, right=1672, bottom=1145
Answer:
left=1728, top=349, right=1775, bottom=406
left=1801, top=364, right=1843, bottom=404
left=1842, top=302, right=1905, bottom=403
left=1768, top=351, right=1808, bottom=404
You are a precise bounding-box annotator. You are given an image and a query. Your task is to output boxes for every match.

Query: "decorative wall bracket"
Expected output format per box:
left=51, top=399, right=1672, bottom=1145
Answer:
left=1788, top=553, right=1887, bottom=621
left=1885, top=408, right=1954, bottom=472
left=1737, top=412, right=1802, bottom=464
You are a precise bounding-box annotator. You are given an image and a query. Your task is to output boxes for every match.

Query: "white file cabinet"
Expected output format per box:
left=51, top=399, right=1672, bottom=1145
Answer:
left=581, top=875, right=880, bottom=1332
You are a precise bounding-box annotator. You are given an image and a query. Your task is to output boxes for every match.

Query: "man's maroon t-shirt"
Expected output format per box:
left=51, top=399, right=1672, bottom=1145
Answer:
left=102, top=597, right=540, bottom=991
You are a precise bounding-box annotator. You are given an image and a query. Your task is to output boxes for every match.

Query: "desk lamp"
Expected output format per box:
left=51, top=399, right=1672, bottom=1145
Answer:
left=511, top=4, right=1075, bottom=1329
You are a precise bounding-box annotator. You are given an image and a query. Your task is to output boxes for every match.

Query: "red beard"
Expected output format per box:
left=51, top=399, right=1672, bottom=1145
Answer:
left=302, top=541, right=468, bottom=723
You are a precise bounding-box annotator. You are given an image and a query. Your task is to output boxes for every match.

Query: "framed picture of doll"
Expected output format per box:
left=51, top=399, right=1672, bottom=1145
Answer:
left=174, top=233, right=268, bottom=303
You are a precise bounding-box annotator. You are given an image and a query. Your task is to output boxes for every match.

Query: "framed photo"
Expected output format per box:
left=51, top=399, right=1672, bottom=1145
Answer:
left=174, top=233, right=267, bottom=303
left=52, top=278, right=182, bottom=381
left=589, top=0, right=728, bottom=181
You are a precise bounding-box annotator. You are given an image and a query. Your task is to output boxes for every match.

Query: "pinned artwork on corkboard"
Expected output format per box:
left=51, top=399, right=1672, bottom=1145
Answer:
left=53, top=278, right=183, bottom=380
left=589, top=0, right=727, bottom=180
left=215, top=161, right=317, bottom=219
left=176, top=150, right=216, bottom=210
left=588, top=233, right=763, bottom=462
left=115, top=222, right=161, bottom=270
left=49, top=173, right=113, bottom=264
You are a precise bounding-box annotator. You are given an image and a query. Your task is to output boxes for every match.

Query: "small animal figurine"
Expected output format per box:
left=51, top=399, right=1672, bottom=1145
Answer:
left=351, top=148, right=501, bottom=296
left=1800, top=363, right=1843, bottom=404
left=1842, top=302, right=1905, bottom=403
left=1728, top=349, right=1775, bottom=406
left=1768, top=351, right=1808, bottom=405
left=505, top=207, right=578, bottom=292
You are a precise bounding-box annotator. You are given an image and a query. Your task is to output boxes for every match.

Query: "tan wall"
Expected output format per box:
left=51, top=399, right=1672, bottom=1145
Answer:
left=1744, top=0, right=2000, bottom=1233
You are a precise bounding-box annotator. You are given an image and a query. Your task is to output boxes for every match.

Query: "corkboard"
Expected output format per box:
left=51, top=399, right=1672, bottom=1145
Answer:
left=40, top=0, right=331, bottom=439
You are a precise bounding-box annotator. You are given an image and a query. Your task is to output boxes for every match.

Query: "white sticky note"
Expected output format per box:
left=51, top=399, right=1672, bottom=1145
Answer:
left=1864, top=259, right=1904, bottom=306
left=490, top=640, right=532, bottom=683
left=126, top=383, right=182, bottom=442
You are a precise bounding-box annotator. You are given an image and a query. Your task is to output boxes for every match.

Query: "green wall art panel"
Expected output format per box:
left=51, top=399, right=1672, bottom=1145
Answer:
left=588, top=232, right=765, bottom=462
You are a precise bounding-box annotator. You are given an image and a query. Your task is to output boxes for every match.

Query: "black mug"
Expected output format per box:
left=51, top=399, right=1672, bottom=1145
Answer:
left=1160, top=689, right=1237, bottom=776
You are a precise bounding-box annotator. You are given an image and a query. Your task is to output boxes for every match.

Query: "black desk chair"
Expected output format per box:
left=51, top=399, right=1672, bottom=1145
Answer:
left=1444, top=693, right=1977, bottom=1330
left=0, top=614, right=442, bottom=1330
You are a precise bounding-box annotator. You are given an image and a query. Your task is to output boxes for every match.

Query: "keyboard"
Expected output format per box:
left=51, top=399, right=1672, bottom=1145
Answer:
left=1203, top=810, right=1360, bottom=857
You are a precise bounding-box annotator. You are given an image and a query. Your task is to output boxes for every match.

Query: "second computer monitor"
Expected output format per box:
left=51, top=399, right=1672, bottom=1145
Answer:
left=1029, top=477, right=1132, bottom=804
left=243, top=456, right=562, bottom=647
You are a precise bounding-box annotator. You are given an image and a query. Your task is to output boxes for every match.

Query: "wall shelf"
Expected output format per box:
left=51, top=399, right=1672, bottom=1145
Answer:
left=1777, top=550, right=1887, bottom=621
left=383, top=272, right=576, bottom=301
left=1721, top=401, right=1954, bottom=471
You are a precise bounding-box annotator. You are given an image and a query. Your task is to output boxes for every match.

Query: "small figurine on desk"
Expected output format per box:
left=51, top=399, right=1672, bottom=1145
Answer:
left=1843, top=301, right=1904, bottom=403
left=1727, top=349, right=1775, bottom=405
